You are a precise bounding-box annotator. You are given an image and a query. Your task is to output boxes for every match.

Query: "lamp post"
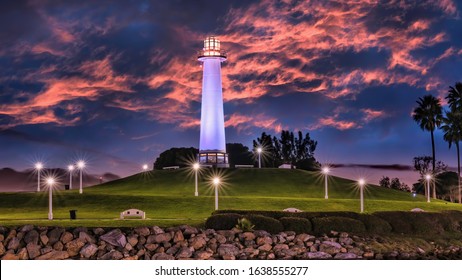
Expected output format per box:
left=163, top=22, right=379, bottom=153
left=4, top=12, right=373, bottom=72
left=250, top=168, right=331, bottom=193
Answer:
left=35, top=162, right=43, bottom=192
left=213, top=177, right=220, bottom=210
left=77, top=160, right=85, bottom=194
left=322, top=166, right=330, bottom=199
left=193, top=163, right=200, bottom=196
left=359, top=179, right=365, bottom=213
left=425, top=174, right=431, bottom=203
left=47, top=177, right=55, bottom=220
left=68, top=165, right=74, bottom=190
left=257, top=147, right=262, bottom=168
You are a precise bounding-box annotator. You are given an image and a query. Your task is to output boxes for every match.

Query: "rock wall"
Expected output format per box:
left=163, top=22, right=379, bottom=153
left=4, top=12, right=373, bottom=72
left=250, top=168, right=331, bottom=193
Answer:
left=0, top=225, right=461, bottom=260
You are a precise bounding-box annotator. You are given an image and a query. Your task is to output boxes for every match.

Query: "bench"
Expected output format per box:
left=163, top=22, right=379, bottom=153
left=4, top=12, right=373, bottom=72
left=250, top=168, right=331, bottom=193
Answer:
left=235, top=165, right=254, bottom=168
left=120, top=209, right=146, bottom=219
left=163, top=166, right=180, bottom=170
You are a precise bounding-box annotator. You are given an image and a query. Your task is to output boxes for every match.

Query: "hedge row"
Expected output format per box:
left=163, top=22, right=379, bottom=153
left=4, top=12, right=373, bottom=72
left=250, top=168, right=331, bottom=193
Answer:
left=205, top=210, right=462, bottom=235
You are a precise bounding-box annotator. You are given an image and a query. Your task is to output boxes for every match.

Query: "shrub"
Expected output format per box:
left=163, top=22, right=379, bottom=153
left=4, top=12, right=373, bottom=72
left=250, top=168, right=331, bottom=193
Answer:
left=235, top=218, right=255, bottom=232
left=279, top=217, right=312, bottom=233
left=205, top=213, right=242, bottom=230
left=245, top=214, right=284, bottom=234
left=312, top=216, right=366, bottom=234
left=442, top=210, right=462, bottom=232
left=408, top=213, right=444, bottom=234
left=358, top=214, right=392, bottom=234
left=373, top=211, right=413, bottom=234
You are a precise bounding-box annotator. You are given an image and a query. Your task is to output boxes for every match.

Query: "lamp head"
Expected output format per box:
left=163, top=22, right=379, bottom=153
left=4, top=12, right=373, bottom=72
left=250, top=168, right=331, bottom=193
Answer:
left=322, top=166, right=330, bottom=174
left=358, top=179, right=366, bottom=186
left=257, top=147, right=262, bottom=153
left=68, top=165, right=74, bottom=171
left=35, top=162, right=43, bottom=170
left=193, top=163, right=200, bottom=170
left=46, top=177, right=55, bottom=186
left=425, top=174, right=432, bottom=180
left=77, top=160, right=85, bottom=169
left=213, top=177, right=220, bottom=185
left=142, top=164, right=148, bottom=171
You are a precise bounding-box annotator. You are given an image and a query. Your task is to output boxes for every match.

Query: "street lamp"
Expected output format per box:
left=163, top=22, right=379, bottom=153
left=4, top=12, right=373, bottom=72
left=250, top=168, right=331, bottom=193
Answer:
left=77, top=160, right=85, bottom=194
left=322, top=166, right=330, bottom=199
left=46, top=177, right=55, bottom=220
left=35, top=162, right=43, bottom=192
left=68, top=165, right=74, bottom=190
left=257, top=147, right=263, bottom=168
left=425, top=174, right=432, bottom=203
left=213, top=177, right=220, bottom=210
left=193, top=163, right=200, bottom=196
left=358, top=179, right=366, bottom=213
left=142, top=164, right=149, bottom=171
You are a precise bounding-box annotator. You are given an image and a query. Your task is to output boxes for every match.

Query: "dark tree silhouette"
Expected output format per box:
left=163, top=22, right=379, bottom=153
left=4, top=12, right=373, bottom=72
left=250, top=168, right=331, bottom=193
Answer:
left=412, top=95, right=443, bottom=198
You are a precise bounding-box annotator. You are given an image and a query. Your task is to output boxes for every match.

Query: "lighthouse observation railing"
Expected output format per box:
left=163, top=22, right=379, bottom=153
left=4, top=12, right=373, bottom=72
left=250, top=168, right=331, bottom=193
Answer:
left=198, top=49, right=227, bottom=58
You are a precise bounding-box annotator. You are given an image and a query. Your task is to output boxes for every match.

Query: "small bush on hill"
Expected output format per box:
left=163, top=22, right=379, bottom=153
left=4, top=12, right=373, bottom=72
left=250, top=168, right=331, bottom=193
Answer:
left=279, top=217, right=312, bottom=233
left=245, top=214, right=284, bottom=233
left=235, top=218, right=255, bottom=232
left=358, top=214, right=392, bottom=234
left=373, top=212, right=413, bottom=234
left=205, top=213, right=242, bottom=230
left=312, top=216, right=366, bottom=234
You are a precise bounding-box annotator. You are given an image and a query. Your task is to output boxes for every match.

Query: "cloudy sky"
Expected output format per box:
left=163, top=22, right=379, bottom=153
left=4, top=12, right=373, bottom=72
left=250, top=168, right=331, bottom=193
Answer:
left=0, top=0, right=461, bottom=178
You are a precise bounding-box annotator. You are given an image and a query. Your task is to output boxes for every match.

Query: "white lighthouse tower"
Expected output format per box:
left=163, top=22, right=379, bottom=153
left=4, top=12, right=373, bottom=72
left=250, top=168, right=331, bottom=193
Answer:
left=197, top=36, right=229, bottom=167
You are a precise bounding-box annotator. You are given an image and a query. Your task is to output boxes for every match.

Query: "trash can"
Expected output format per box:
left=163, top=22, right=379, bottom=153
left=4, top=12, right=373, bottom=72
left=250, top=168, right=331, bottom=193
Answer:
left=64, top=184, right=70, bottom=190
left=69, top=210, right=77, bottom=220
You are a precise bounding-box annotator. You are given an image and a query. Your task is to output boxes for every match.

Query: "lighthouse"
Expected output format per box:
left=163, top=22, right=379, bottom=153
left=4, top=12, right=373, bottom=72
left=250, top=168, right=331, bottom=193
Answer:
left=197, top=36, right=229, bottom=167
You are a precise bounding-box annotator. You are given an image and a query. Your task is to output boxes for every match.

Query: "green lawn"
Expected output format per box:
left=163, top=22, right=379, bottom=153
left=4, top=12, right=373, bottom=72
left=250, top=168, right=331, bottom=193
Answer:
left=0, top=168, right=461, bottom=227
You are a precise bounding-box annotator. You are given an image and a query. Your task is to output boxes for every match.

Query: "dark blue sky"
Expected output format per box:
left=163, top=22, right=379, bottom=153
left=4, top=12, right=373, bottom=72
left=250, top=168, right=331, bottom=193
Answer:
left=0, top=0, right=461, bottom=177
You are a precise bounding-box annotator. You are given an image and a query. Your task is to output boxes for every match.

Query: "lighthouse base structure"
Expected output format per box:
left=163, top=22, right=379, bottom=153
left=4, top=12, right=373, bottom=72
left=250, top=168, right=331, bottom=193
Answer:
left=198, top=151, right=229, bottom=168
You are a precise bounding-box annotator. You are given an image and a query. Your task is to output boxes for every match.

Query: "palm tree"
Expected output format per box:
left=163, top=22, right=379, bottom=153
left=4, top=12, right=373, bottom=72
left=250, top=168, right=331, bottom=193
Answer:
left=412, top=95, right=443, bottom=198
left=441, top=109, right=462, bottom=203
left=447, top=82, right=462, bottom=110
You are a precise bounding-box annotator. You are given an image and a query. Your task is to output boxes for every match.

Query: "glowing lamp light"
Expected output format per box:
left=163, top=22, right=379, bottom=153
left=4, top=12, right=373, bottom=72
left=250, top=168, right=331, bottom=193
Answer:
left=256, top=147, right=263, bottom=168
left=142, top=164, right=149, bottom=171
left=193, top=163, right=200, bottom=196
left=35, top=162, right=43, bottom=170
left=322, top=166, right=330, bottom=199
left=46, top=177, right=55, bottom=186
left=77, top=160, right=85, bottom=169
left=193, top=163, right=200, bottom=170
left=68, top=165, right=74, bottom=171
left=257, top=147, right=262, bottom=153
left=425, top=174, right=432, bottom=180
left=358, top=179, right=366, bottom=186
left=358, top=179, right=366, bottom=213
left=322, top=167, right=330, bottom=174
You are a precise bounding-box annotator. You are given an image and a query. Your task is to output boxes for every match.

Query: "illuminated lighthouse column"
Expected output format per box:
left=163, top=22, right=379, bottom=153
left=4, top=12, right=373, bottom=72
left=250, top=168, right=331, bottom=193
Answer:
left=198, top=36, right=229, bottom=167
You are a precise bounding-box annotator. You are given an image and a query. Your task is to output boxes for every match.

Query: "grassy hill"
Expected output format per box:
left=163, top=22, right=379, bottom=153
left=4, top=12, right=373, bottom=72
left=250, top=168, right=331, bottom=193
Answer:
left=0, top=168, right=461, bottom=227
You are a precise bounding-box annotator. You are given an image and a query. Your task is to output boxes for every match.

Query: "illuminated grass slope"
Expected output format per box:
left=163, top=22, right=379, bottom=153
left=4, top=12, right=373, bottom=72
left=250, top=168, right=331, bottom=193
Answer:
left=0, top=168, right=461, bottom=227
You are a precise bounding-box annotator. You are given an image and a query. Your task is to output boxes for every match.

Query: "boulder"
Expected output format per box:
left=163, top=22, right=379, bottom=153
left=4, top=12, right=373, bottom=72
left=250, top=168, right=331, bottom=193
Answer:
left=241, top=232, right=256, bottom=241
left=36, top=250, right=69, bottom=260
left=319, top=241, right=342, bottom=255
left=66, top=239, right=86, bottom=257
left=176, top=247, right=193, bottom=259
left=144, top=243, right=159, bottom=252
left=0, top=242, right=5, bottom=256
left=79, top=231, right=96, bottom=244
left=60, top=232, right=74, bottom=244
left=100, top=250, right=123, bottom=260
left=19, top=225, right=35, bottom=232
left=304, top=252, right=333, bottom=259
left=256, top=236, right=273, bottom=246
left=273, top=244, right=289, bottom=251
left=40, top=233, right=49, bottom=246
left=127, top=235, right=139, bottom=247
left=147, top=233, right=172, bottom=244
left=173, top=231, right=184, bottom=243
left=7, top=237, right=20, bottom=251
left=152, top=253, right=175, bottom=260
left=24, top=230, right=39, bottom=245
left=100, top=229, right=127, bottom=248
left=151, top=226, right=164, bottom=235
left=80, top=244, right=98, bottom=258
left=181, top=225, right=199, bottom=236
left=334, top=252, right=358, bottom=259
left=47, top=228, right=65, bottom=245
left=93, top=228, right=105, bottom=235
left=194, top=250, right=213, bottom=260
left=17, top=248, right=29, bottom=260
left=217, top=244, right=239, bottom=257
left=2, top=252, right=19, bottom=260
left=53, top=241, right=64, bottom=251
left=135, top=227, right=151, bottom=237
left=26, top=243, right=41, bottom=259
left=189, top=236, right=206, bottom=250
left=258, top=244, right=272, bottom=251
